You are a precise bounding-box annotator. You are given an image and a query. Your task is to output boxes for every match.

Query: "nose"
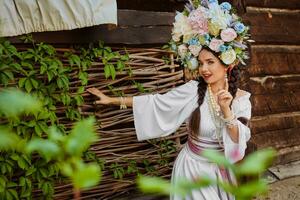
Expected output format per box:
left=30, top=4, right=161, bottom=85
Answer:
left=198, top=64, right=209, bottom=74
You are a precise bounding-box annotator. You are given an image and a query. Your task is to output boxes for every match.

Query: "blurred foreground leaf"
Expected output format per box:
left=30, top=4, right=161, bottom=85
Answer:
left=72, top=161, right=101, bottom=189
left=201, top=149, right=233, bottom=168
left=65, top=117, right=98, bottom=156
left=237, top=148, right=276, bottom=175
left=0, top=126, right=22, bottom=150
left=26, top=138, right=61, bottom=162
left=0, top=88, right=41, bottom=118
left=137, top=176, right=170, bottom=195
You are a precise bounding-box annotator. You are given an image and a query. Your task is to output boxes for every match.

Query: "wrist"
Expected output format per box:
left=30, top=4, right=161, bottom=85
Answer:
left=222, top=107, right=232, bottom=118
left=110, top=97, right=118, bottom=105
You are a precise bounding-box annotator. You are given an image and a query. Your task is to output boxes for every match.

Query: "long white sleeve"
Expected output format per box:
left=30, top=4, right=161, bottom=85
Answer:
left=222, top=92, right=252, bottom=163
left=133, top=80, right=199, bottom=141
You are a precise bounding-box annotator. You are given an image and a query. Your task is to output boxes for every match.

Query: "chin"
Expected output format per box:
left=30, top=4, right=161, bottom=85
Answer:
left=203, top=79, right=215, bottom=84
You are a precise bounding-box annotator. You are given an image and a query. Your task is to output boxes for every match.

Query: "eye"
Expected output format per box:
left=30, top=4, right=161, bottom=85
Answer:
left=208, top=60, right=214, bottom=65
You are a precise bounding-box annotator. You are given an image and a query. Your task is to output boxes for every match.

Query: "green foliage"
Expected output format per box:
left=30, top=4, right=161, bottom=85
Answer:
left=0, top=37, right=114, bottom=199
left=110, top=163, right=126, bottom=179
left=137, top=176, right=170, bottom=195
left=64, top=117, right=98, bottom=156
left=138, top=149, right=276, bottom=200
left=0, top=88, right=41, bottom=118
left=0, top=88, right=101, bottom=198
left=0, top=36, right=168, bottom=199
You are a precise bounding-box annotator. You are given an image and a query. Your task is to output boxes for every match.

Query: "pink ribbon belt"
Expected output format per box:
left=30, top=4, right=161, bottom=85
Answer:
left=187, top=137, right=224, bottom=155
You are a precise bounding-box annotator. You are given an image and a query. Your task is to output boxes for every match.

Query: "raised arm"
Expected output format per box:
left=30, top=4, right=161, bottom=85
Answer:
left=87, top=88, right=133, bottom=107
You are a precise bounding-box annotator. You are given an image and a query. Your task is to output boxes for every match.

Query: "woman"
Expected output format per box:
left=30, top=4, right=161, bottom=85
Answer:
left=88, top=1, right=252, bottom=199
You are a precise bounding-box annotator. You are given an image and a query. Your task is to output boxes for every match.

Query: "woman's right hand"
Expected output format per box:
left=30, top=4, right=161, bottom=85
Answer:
left=87, top=88, right=112, bottom=105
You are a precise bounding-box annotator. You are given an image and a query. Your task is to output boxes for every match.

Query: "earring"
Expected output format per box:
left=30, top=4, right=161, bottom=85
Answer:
left=225, top=73, right=228, bottom=79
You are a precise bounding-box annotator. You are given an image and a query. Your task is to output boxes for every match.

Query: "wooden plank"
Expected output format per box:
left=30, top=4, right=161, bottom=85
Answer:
left=8, top=8, right=300, bottom=45
left=248, top=46, right=300, bottom=76
left=116, top=0, right=246, bottom=13
left=243, top=10, right=300, bottom=44
left=250, top=111, right=300, bottom=135
left=9, top=10, right=174, bottom=45
left=245, top=0, right=300, bottom=9
left=275, top=145, right=300, bottom=165
left=269, top=160, right=300, bottom=180
left=117, top=0, right=184, bottom=12
left=251, top=91, right=300, bottom=116
left=248, top=75, right=300, bottom=95
left=9, top=25, right=173, bottom=45
left=117, top=10, right=175, bottom=26
left=252, top=127, right=300, bottom=149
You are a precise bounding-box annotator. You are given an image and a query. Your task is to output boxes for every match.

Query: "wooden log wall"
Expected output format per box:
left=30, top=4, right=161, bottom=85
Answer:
left=242, top=1, right=300, bottom=165
left=8, top=0, right=300, bottom=198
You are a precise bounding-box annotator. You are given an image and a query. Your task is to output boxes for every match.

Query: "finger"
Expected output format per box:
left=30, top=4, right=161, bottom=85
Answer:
left=95, top=100, right=102, bottom=104
left=225, top=77, right=229, bottom=91
left=87, top=88, right=97, bottom=93
left=219, top=94, right=232, bottom=100
left=218, top=93, right=232, bottom=100
left=216, top=90, right=226, bottom=96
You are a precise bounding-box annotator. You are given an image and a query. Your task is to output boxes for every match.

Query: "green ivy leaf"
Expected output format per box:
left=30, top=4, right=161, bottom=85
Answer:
left=18, top=78, right=26, bottom=88
left=25, top=79, right=33, bottom=92
left=3, top=70, right=14, bottom=81
left=117, top=60, right=125, bottom=71
left=78, top=71, right=88, bottom=85
left=30, top=78, right=39, bottom=89
left=104, top=64, right=110, bottom=79
left=109, top=64, right=116, bottom=80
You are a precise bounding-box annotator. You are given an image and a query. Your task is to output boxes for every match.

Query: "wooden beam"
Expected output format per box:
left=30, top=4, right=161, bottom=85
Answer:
left=248, top=46, right=300, bottom=76
left=251, top=111, right=300, bottom=134
left=8, top=10, right=174, bottom=45
left=275, top=145, right=300, bottom=165
left=252, top=127, right=300, bottom=149
left=245, top=0, right=300, bottom=9
left=243, top=10, right=300, bottom=45
left=251, top=91, right=300, bottom=116
left=248, top=75, right=300, bottom=95
left=116, top=0, right=184, bottom=12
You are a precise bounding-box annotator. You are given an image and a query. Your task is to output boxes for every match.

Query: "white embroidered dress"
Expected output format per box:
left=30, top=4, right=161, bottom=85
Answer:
left=133, top=80, right=251, bottom=200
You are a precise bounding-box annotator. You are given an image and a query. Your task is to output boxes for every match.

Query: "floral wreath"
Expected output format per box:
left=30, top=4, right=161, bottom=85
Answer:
left=170, top=0, right=253, bottom=71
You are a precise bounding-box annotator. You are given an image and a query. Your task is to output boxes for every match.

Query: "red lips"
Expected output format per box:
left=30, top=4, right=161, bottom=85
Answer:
left=202, top=74, right=212, bottom=80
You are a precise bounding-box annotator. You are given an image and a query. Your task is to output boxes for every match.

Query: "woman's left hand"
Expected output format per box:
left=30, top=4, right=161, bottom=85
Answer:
left=216, top=79, right=233, bottom=111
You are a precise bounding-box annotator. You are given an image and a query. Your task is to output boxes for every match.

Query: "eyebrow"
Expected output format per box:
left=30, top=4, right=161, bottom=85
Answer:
left=199, top=58, right=214, bottom=62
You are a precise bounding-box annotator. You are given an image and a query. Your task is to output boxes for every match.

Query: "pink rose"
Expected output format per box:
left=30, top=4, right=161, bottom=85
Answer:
left=220, top=28, right=237, bottom=42
left=208, top=38, right=224, bottom=52
left=188, top=8, right=209, bottom=35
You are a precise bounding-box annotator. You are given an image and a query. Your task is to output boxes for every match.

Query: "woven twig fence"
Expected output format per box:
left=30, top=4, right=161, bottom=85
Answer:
left=27, top=47, right=189, bottom=199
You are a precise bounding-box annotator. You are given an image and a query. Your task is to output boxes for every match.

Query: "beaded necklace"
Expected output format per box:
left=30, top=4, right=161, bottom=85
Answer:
left=206, top=84, right=224, bottom=147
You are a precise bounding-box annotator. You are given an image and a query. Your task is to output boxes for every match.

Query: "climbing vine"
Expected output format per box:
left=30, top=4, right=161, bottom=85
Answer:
left=0, top=35, right=178, bottom=199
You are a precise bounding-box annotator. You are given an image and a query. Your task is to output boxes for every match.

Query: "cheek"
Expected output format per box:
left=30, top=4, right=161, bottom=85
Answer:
left=212, top=65, right=226, bottom=75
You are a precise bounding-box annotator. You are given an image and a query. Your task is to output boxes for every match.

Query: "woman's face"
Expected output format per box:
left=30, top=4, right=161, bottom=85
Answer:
left=197, top=49, right=227, bottom=85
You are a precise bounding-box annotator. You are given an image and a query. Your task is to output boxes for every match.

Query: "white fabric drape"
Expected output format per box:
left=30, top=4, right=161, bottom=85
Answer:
left=0, top=0, right=117, bottom=37
left=133, top=79, right=252, bottom=199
